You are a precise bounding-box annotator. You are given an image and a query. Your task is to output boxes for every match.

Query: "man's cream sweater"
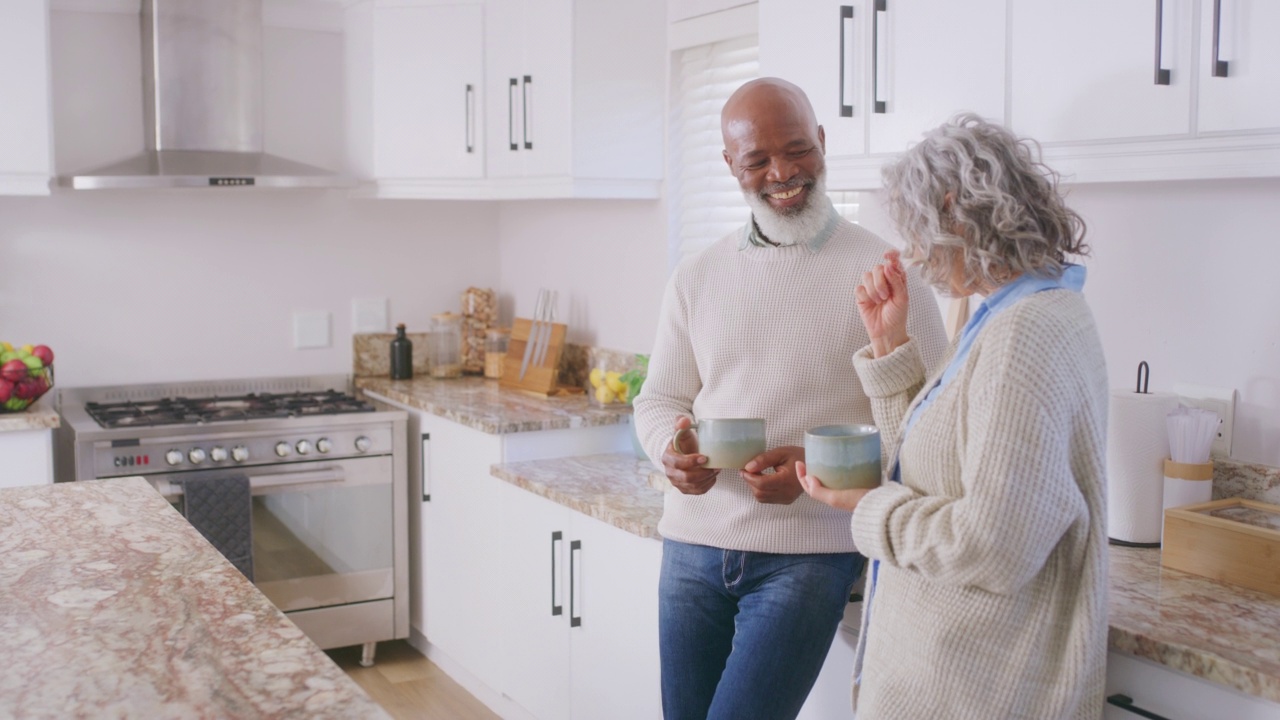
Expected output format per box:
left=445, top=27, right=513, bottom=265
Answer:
left=634, top=218, right=948, bottom=553
left=850, top=289, right=1109, bottom=719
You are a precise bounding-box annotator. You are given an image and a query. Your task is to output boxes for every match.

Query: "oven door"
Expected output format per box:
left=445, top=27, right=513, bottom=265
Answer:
left=153, top=455, right=394, bottom=613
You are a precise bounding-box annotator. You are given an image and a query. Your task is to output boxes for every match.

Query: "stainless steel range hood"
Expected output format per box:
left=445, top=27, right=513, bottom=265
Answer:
left=61, top=0, right=350, bottom=190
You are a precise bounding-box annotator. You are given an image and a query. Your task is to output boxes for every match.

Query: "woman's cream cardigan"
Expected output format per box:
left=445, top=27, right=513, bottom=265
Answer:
left=849, top=289, right=1109, bottom=720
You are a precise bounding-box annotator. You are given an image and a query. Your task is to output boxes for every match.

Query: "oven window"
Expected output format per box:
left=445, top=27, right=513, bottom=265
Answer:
left=248, top=477, right=396, bottom=612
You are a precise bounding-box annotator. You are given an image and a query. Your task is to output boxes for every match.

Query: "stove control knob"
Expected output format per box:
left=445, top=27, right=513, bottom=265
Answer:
left=209, top=446, right=229, bottom=463
left=231, top=446, right=249, bottom=463
left=296, top=440, right=312, bottom=456
left=275, top=441, right=292, bottom=457
left=354, top=436, right=371, bottom=453
left=165, top=449, right=184, bottom=466
left=315, top=437, right=332, bottom=454
left=188, top=448, right=207, bottom=465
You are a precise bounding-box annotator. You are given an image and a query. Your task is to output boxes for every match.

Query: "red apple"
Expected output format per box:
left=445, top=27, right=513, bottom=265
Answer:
left=0, top=379, right=11, bottom=403
left=13, top=379, right=38, bottom=399
left=31, top=345, right=53, bottom=366
left=0, top=359, right=27, bottom=383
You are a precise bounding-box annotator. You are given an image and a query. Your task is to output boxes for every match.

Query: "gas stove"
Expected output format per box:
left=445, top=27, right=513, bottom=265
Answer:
left=54, top=374, right=409, bottom=663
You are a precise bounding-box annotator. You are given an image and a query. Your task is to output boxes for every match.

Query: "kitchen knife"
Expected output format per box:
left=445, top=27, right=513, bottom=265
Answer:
left=534, top=290, right=556, bottom=368
left=518, top=289, right=545, bottom=381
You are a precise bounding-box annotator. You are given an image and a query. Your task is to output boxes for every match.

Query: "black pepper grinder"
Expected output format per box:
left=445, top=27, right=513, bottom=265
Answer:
left=390, top=323, right=413, bottom=380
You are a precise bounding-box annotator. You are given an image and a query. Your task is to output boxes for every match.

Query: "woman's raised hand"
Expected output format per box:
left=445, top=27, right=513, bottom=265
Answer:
left=856, top=250, right=911, bottom=358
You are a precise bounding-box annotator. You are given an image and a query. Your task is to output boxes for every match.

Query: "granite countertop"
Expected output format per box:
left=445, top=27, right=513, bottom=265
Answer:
left=357, top=375, right=632, bottom=435
left=1109, top=546, right=1280, bottom=702
left=0, top=477, right=389, bottom=719
left=491, top=452, right=664, bottom=539
left=0, top=396, right=60, bottom=433
left=491, top=454, right=1280, bottom=703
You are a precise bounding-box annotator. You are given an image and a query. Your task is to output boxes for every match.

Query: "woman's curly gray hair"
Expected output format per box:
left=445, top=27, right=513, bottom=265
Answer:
left=881, top=113, right=1088, bottom=294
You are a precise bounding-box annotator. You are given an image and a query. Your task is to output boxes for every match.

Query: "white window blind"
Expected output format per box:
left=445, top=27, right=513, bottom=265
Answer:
left=669, top=35, right=759, bottom=266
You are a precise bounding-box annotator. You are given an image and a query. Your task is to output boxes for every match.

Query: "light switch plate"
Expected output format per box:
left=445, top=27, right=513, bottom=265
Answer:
left=1172, top=383, right=1237, bottom=459
left=293, top=311, right=331, bottom=349
left=353, top=298, right=389, bottom=333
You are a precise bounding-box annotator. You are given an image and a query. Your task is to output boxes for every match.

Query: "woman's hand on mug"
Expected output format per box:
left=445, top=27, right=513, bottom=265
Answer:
left=742, top=446, right=805, bottom=504
left=662, top=416, right=719, bottom=495
left=855, top=250, right=911, bottom=359
left=796, top=460, right=874, bottom=512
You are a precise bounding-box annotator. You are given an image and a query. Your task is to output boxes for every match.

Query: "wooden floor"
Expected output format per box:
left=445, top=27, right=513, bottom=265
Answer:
left=327, top=640, right=500, bottom=720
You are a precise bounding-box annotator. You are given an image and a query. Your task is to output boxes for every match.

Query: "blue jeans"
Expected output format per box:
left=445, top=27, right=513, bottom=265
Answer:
left=659, top=538, right=864, bottom=720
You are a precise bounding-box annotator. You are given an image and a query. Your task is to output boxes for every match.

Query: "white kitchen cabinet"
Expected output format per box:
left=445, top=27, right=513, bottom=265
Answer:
left=0, top=428, right=54, bottom=489
left=1104, top=650, right=1280, bottom=719
left=481, top=0, right=665, bottom=197
left=0, top=0, right=53, bottom=196
left=1010, top=0, right=1194, bottom=145
left=1010, top=0, right=1280, bottom=183
left=759, top=0, right=1006, bottom=189
left=344, top=1, right=485, bottom=183
left=499, top=480, right=663, bottom=720
left=1196, top=0, right=1280, bottom=134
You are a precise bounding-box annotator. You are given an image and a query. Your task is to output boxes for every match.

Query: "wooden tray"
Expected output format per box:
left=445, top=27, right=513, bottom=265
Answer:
left=1162, top=498, right=1280, bottom=597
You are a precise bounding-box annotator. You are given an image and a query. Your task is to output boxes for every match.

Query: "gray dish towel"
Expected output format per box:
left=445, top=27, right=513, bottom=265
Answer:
left=181, top=475, right=254, bottom=581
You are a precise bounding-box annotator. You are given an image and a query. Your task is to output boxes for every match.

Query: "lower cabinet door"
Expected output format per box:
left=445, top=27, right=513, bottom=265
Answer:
left=499, top=481, right=574, bottom=720
left=1104, top=650, right=1280, bottom=720
left=567, top=512, right=663, bottom=720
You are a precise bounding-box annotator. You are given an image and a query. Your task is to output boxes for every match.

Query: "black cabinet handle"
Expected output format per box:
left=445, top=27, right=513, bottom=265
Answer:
left=522, top=75, right=533, bottom=150
left=569, top=539, right=582, bottom=627
left=838, top=5, right=854, bottom=118
left=465, top=84, right=475, bottom=153
left=872, top=0, right=887, bottom=114
left=1106, top=694, right=1172, bottom=720
left=420, top=433, right=430, bottom=502
left=508, top=78, right=519, bottom=151
left=551, top=531, right=562, bottom=616
left=1154, top=0, right=1171, bottom=85
left=1211, top=0, right=1229, bottom=77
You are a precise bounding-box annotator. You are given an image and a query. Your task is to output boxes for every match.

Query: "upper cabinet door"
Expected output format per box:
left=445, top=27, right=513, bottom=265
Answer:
left=485, top=0, right=527, bottom=179
left=519, top=0, right=573, bottom=178
left=0, top=0, right=52, bottom=195
left=1197, top=0, right=1280, bottom=134
left=372, top=4, right=484, bottom=180
left=760, top=0, right=868, bottom=159
left=1011, top=0, right=1193, bottom=144
left=867, top=0, right=1006, bottom=155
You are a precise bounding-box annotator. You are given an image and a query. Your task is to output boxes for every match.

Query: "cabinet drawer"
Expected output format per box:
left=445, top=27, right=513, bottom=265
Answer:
left=1105, top=651, right=1280, bottom=720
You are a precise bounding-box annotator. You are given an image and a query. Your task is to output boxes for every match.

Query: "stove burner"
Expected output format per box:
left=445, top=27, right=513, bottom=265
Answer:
left=84, top=390, right=376, bottom=429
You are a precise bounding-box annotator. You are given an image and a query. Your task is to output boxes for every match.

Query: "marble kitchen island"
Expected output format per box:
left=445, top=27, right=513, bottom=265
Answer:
left=0, top=477, right=389, bottom=719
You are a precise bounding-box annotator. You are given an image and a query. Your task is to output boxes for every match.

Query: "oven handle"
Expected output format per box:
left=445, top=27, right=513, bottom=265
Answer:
left=248, top=468, right=346, bottom=489
left=154, top=467, right=346, bottom=497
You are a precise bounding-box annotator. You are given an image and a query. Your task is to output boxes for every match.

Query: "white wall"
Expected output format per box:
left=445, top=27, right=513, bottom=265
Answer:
left=0, top=191, right=499, bottom=388
left=495, top=199, right=669, bottom=354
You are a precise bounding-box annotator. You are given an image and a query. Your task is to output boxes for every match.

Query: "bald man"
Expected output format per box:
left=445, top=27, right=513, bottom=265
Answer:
left=633, top=78, right=949, bottom=719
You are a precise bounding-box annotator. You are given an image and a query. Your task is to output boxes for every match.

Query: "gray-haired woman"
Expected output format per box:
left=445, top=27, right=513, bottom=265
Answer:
left=796, top=114, right=1109, bottom=719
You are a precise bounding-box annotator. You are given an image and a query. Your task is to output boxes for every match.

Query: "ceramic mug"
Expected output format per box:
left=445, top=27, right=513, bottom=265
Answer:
left=804, top=424, right=881, bottom=489
left=672, top=418, right=766, bottom=470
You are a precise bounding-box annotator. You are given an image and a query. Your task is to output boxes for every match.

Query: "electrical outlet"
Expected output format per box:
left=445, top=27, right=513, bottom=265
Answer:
left=293, top=311, right=331, bottom=349
left=1172, top=383, right=1237, bottom=459
left=352, top=298, right=389, bottom=333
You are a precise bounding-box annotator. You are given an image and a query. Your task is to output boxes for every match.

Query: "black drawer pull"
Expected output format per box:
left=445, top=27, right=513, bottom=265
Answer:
left=1106, top=694, right=1172, bottom=720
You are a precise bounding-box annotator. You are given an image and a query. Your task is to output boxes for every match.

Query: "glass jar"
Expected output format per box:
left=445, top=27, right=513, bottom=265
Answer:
left=427, top=312, right=463, bottom=379
left=484, top=328, right=510, bottom=379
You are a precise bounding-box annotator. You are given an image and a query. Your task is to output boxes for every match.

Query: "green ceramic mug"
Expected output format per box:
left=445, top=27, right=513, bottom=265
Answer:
left=672, top=418, right=766, bottom=470
left=804, top=424, right=881, bottom=489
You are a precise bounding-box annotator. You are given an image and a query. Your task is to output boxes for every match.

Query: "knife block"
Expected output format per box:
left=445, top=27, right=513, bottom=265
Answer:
left=500, top=317, right=568, bottom=396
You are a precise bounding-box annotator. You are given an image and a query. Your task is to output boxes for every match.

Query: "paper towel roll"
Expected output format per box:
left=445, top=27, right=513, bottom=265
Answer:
left=1106, top=390, right=1179, bottom=544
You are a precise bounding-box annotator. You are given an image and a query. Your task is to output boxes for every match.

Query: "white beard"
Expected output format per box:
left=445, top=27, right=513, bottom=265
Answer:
left=744, top=172, right=832, bottom=247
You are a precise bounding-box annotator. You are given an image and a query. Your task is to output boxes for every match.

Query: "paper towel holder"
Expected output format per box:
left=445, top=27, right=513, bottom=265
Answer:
left=1136, top=361, right=1150, bottom=394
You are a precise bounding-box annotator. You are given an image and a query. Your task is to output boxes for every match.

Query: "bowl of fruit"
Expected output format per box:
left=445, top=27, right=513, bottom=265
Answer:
left=0, top=343, right=55, bottom=412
